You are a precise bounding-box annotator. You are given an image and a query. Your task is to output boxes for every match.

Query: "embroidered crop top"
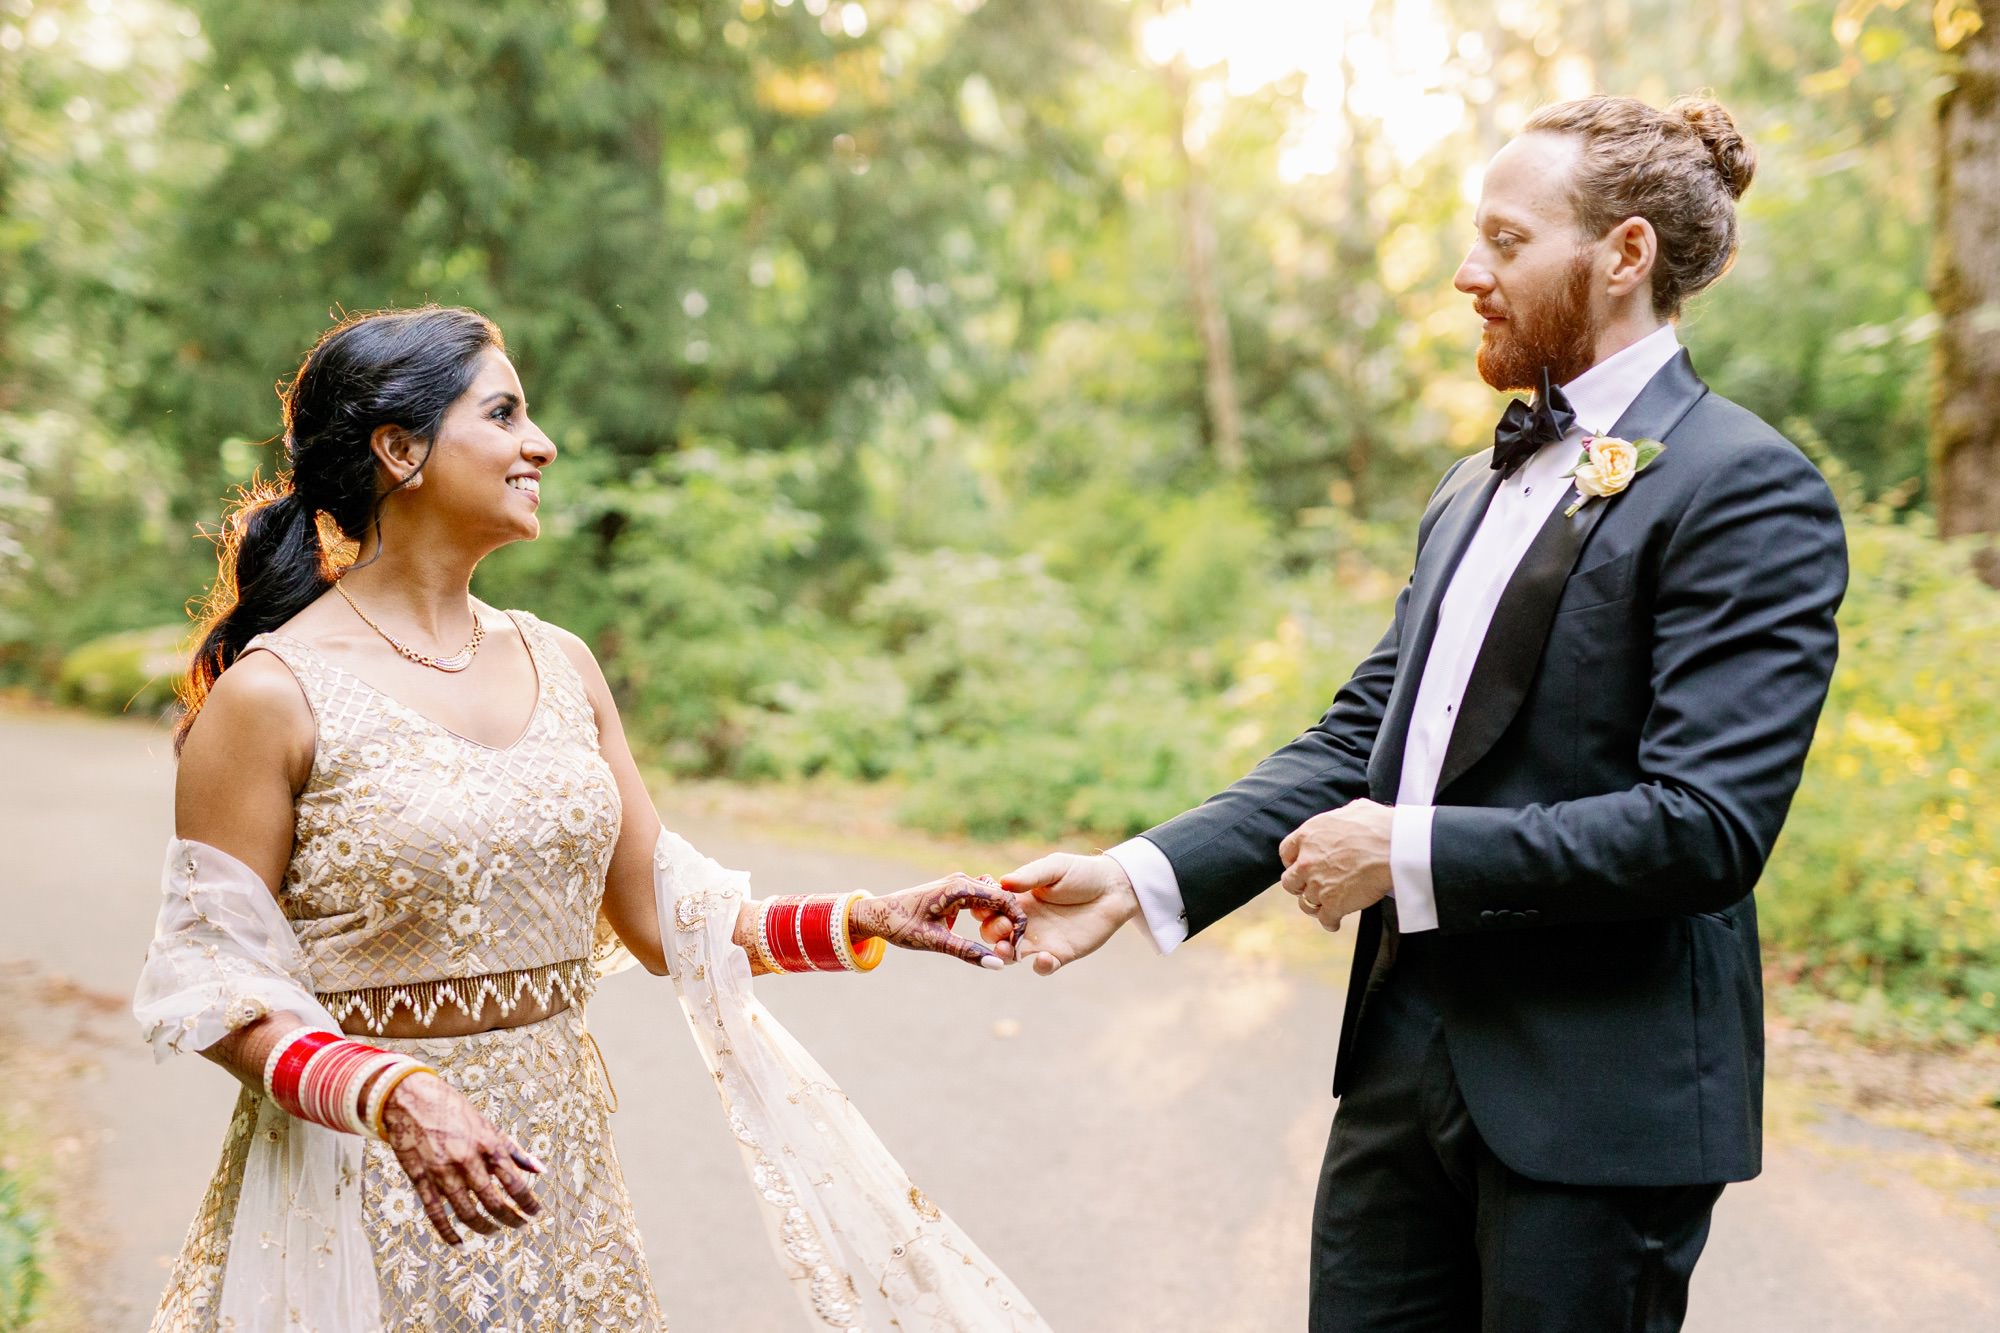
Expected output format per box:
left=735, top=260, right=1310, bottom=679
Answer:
left=243, top=609, right=623, bottom=1031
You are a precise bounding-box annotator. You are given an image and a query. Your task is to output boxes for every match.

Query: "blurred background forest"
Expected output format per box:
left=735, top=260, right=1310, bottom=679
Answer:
left=2, top=0, right=1997, bottom=1043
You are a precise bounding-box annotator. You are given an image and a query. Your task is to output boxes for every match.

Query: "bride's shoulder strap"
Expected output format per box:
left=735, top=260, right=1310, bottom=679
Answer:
left=235, top=632, right=370, bottom=749
left=506, top=609, right=604, bottom=735
left=237, top=631, right=327, bottom=708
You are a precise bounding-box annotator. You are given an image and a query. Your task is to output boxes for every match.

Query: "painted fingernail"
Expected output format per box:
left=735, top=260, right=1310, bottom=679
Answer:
left=980, top=954, right=1006, bottom=970
left=518, top=1151, right=546, bottom=1174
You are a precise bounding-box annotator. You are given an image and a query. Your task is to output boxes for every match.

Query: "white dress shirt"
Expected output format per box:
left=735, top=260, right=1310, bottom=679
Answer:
left=1110, top=324, right=1684, bottom=952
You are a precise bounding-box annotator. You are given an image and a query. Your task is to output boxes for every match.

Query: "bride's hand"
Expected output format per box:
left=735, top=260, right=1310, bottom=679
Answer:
left=849, top=873, right=1026, bottom=970
left=381, top=1071, right=545, bottom=1246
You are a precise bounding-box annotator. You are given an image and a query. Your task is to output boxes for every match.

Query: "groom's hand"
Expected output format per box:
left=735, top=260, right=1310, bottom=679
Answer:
left=1278, top=800, right=1394, bottom=933
left=975, top=853, right=1138, bottom=975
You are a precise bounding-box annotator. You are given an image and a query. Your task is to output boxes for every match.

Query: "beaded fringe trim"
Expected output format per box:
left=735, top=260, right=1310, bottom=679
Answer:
left=317, top=957, right=596, bottom=1035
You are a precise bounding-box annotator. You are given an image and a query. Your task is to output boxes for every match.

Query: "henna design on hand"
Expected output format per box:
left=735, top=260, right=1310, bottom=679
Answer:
left=380, top=1071, right=543, bottom=1246
left=850, top=873, right=1028, bottom=968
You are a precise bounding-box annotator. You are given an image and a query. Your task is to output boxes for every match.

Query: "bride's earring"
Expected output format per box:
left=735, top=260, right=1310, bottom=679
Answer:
left=403, top=472, right=423, bottom=491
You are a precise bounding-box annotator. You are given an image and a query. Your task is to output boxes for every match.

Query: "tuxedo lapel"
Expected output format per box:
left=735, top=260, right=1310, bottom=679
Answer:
left=1369, top=459, right=1502, bottom=801
left=1432, top=350, right=1709, bottom=798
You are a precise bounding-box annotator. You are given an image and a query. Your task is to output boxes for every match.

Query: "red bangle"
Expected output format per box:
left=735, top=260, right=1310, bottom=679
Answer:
left=270, top=1029, right=341, bottom=1119
left=302, top=1045, right=339, bottom=1127
left=764, top=897, right=793, bottom=971
left=305, top=1042, right=378, bottom=1130
left=759, top=894, right=878, bottom=973
left=766, top=897, right=809, bottom=972
left=269, top=1031, right=404, bottom=1135
left=799, top=897, right=845, bottom=971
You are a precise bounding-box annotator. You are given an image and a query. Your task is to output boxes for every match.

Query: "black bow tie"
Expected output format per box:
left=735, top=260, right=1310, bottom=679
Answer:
left=1492, top=368, right=1577, bottom=479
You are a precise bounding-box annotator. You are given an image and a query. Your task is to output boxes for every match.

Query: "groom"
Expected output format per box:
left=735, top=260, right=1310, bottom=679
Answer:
left=990, top=94, right=1847, bottom=1330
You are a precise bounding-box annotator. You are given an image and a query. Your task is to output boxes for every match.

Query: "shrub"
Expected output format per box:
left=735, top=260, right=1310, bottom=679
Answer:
left=896, top=675, right=1235, bottom=840
left=53, top=624, right=189, bottom=720
left=478, top=445, right=833, bottom=775
left=1758, top=508, right=2000, bottom=1037
left=742, top=654, right=915, bottom=782
left=0, top=1168, right=45, bottom=1330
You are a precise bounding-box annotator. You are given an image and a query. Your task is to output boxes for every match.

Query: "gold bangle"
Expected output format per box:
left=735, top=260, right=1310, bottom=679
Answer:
left=833, top=891, right=865, bottom=972
left=352, top=1051, right=410, bottom=1139
left=368, top=1062, right=440, bottom=1138
left=839, top=891, right=886, bottom=972
left=752, top=899, right=782, bottom=974
left=851, top=935, right=886, bottom=972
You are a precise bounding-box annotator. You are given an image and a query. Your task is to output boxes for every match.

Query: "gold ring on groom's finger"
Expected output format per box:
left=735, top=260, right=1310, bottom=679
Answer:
left=1300, top=896, right=1321, bottom=911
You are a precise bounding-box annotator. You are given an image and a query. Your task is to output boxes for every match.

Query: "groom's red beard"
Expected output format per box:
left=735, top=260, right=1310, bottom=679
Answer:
left=1476, top=249, right=1603, bottom=392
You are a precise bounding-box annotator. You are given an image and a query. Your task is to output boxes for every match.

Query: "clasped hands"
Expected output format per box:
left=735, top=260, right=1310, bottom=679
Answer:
left=967, top=799, right=1397, bottom=974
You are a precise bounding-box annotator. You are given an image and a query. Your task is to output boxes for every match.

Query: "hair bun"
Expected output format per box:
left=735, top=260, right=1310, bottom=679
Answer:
left=1668, top=93, right=1755, bottom=200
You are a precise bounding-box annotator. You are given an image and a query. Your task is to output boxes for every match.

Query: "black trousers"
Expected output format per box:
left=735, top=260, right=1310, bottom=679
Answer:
left=1309, top=935, right=1723, bottom=1333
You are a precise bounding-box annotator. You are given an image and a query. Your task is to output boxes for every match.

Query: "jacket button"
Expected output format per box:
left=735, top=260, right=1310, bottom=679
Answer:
left=1524, top=909, right=1541, bottom=923
left=1479, top=910, right=1497, bottom=926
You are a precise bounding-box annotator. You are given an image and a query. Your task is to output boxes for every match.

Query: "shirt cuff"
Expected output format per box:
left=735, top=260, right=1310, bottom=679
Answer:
left=1104, top=837, right=1188, bottom=955
left=1389, top=805, right=1440, bottom=934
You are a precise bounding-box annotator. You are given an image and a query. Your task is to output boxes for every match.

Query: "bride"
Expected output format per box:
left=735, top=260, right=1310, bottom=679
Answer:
left=135, top=305, right=1047, bottom=1331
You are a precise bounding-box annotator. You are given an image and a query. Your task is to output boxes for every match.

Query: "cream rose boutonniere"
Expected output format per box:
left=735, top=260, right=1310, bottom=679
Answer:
left=1563, top=435, right=1665, bottom=518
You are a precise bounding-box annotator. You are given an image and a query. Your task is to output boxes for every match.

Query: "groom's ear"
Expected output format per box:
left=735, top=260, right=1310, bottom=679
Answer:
left=1602, top=215, right=1658, bottom=300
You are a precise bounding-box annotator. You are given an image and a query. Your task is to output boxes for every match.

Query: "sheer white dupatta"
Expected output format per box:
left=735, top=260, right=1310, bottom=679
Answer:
left=650, top=828, right=1052, bottom=1332
left=133, top=837, right=381, bottom=1332
left=132, top=830, right=1051, bottom=1332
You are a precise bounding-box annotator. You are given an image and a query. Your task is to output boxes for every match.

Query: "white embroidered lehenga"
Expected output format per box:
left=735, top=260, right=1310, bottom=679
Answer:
left=138, top=609, right=1048, bottom=1332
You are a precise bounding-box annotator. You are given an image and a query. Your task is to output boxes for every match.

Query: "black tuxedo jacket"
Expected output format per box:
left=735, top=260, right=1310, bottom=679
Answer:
left=1141, top=350, right=1847, bottom=1188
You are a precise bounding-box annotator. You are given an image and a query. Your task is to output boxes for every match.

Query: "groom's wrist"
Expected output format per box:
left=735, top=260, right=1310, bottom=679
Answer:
left=1102, top=860, right=1140, bottom=922
left=1102, top=840, right=1184, bottom=952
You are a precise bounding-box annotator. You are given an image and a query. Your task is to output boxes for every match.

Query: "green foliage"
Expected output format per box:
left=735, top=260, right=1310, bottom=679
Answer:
left=0, top=1170, right=44, bottom=1332
left=54, top=623, right=187, bottom=717
left=854, top=540, right=1226, bottom=838
left=1761, top=505, right=2000, bottom=1038
left=6, top=0, right=1996, bottom=1038
left=480, top=442, right=836, bottom=773
left=0, top=408, right=192, bottom=682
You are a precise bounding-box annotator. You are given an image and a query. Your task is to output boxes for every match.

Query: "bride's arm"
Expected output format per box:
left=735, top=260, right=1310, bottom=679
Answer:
left=549, top=627, right=1024, bottom=974
left=173, top=655, right=348, bottom=1084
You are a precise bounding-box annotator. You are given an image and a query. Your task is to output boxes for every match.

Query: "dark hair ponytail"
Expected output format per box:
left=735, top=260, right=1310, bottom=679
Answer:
left=177, top=483, right=339, bottom=750
left=175, top=305, right=503, bottom=751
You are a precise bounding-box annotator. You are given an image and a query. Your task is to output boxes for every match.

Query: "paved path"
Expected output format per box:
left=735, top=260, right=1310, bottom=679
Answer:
left=5, top=707, right=1998, bottom=1331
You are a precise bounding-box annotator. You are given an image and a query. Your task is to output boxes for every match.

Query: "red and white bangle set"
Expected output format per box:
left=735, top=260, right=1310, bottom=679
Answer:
left=262, top=1026, right=437, bottom=1139
left=753, top=891, right=886, bottom=973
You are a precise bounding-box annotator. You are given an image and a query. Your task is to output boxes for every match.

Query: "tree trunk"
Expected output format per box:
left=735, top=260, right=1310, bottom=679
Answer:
left=1163, top=60, right=1246, bottom=475
left=1932, top=1, right=2000, bottom=585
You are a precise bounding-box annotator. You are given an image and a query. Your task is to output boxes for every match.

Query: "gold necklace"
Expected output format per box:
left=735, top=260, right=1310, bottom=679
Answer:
left=334, top=581, right=486, bottom=672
